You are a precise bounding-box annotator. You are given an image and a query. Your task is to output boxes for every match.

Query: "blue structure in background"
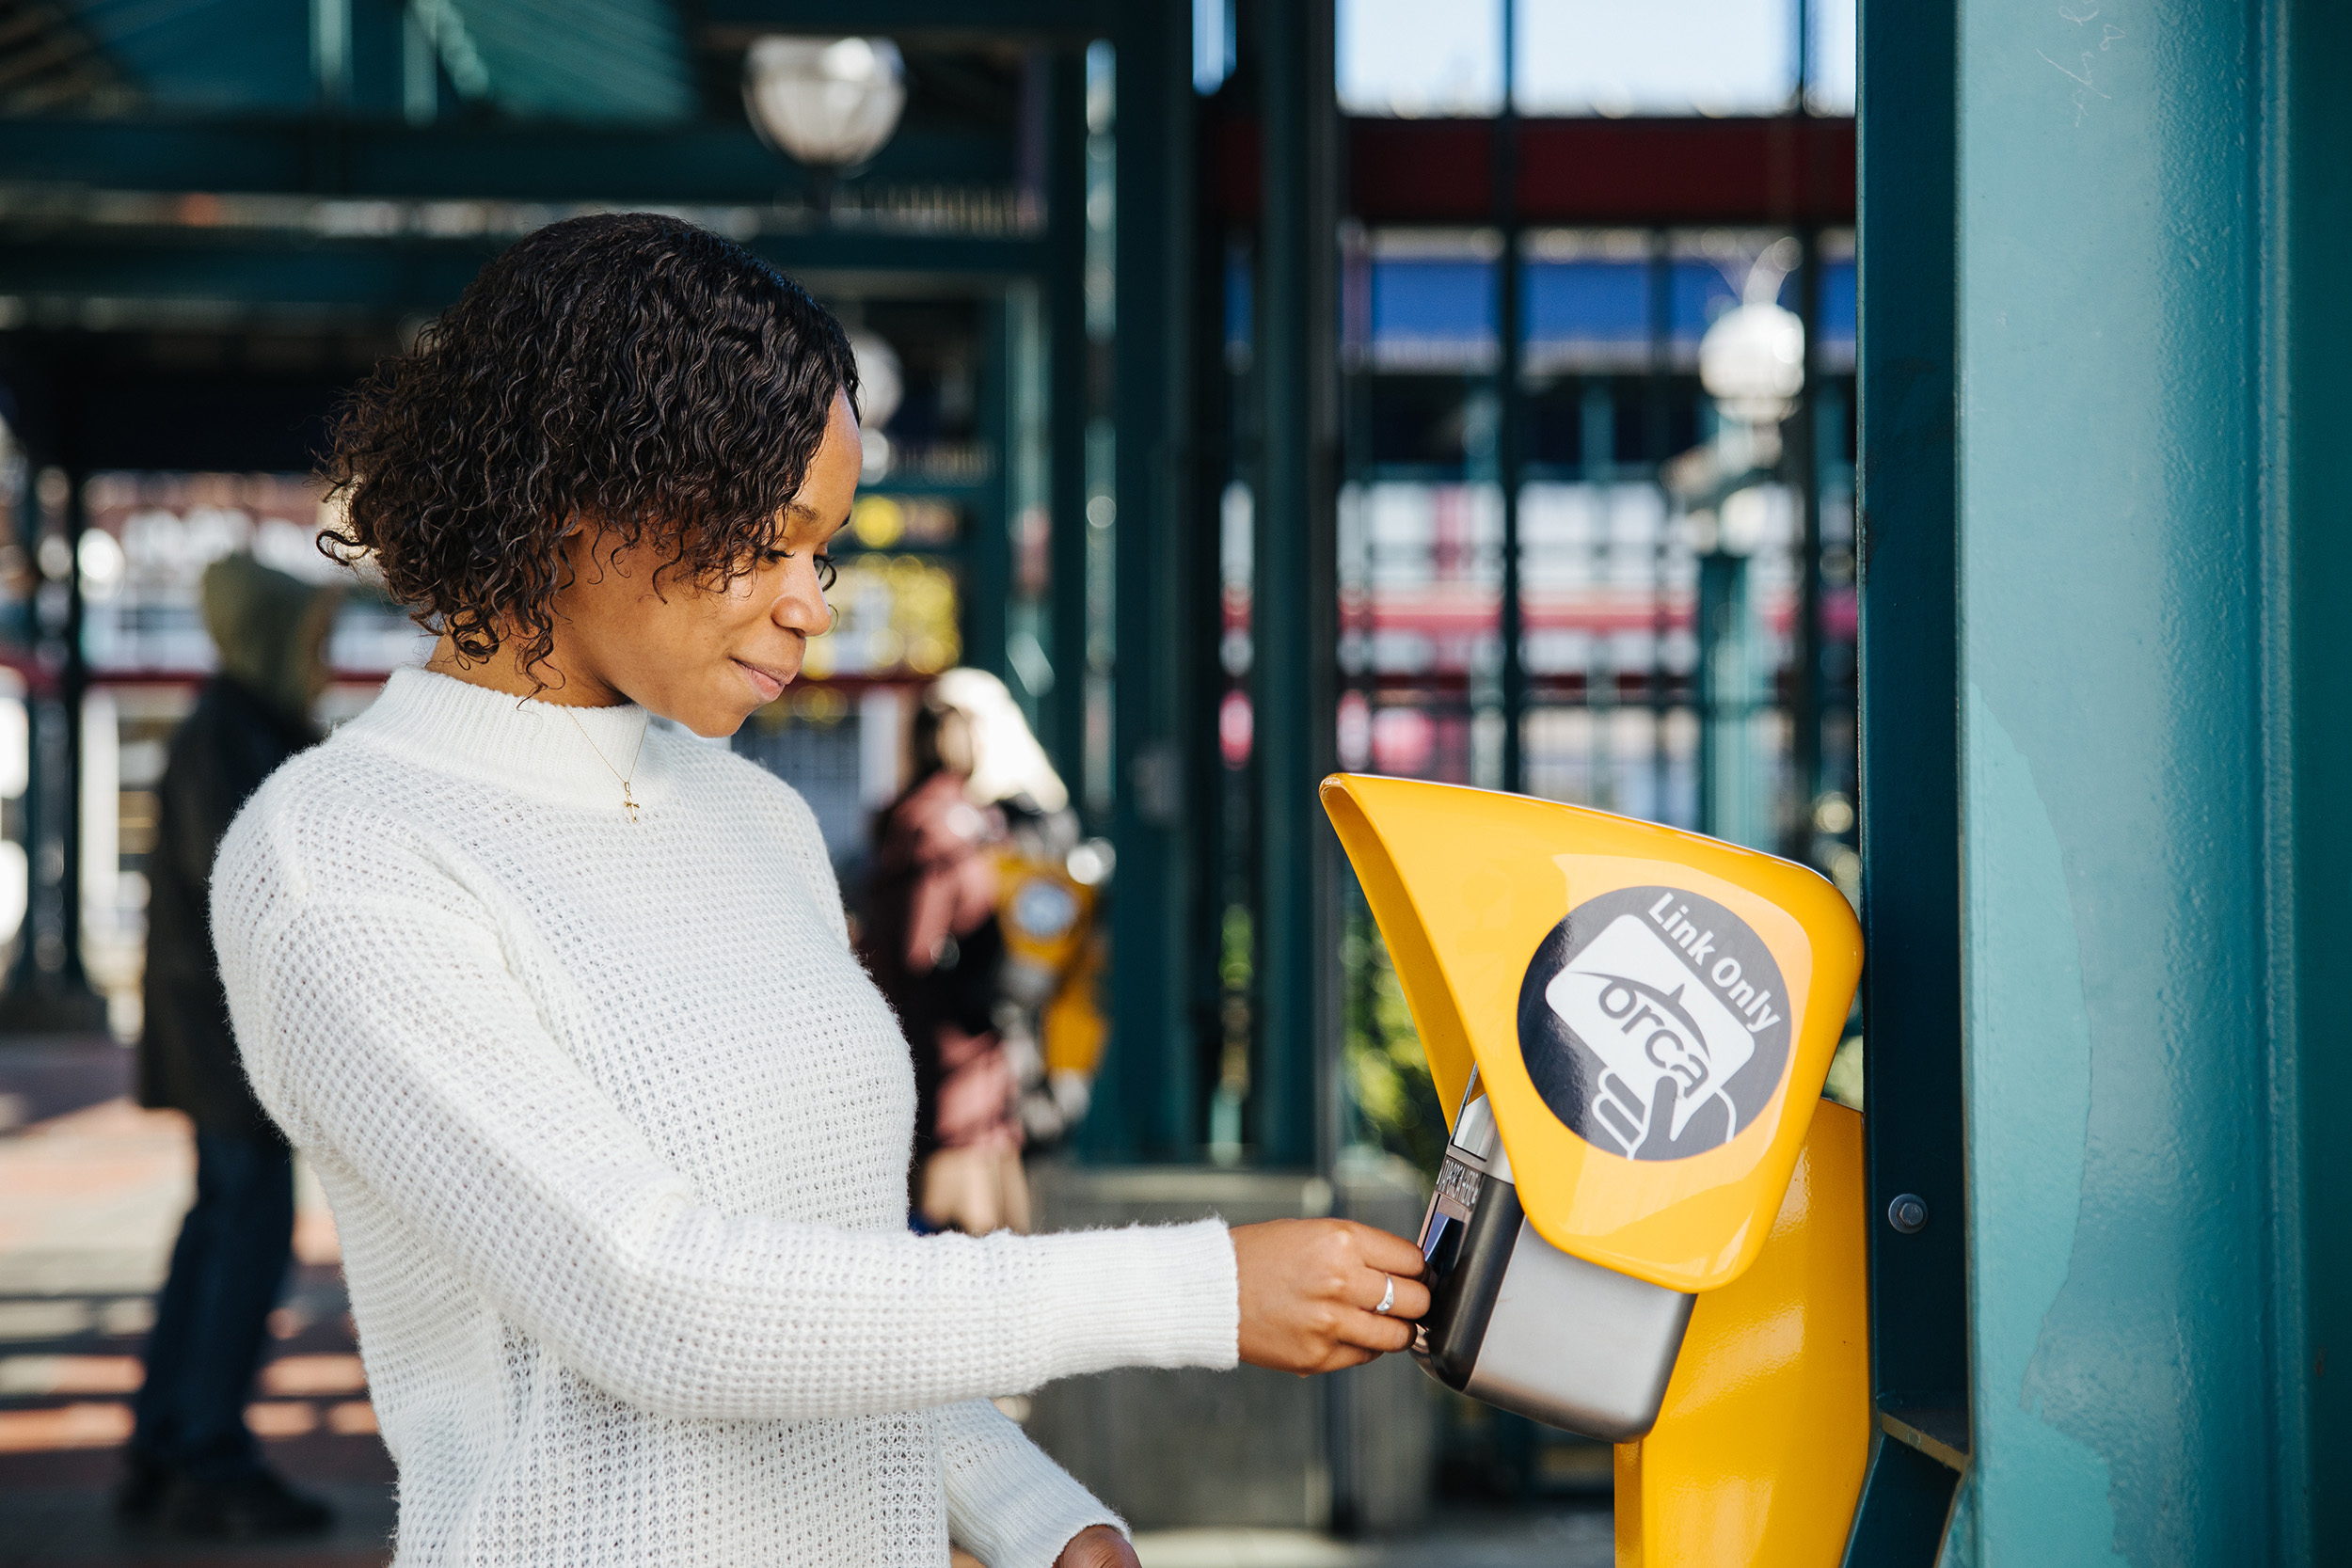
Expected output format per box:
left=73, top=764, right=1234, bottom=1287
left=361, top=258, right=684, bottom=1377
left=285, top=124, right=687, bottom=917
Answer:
left=1368, top=249, right=1854, bottom=362
left=1368, top=257, right=1498, bottom=359
left=1522, top=259, right=1646, bottom=356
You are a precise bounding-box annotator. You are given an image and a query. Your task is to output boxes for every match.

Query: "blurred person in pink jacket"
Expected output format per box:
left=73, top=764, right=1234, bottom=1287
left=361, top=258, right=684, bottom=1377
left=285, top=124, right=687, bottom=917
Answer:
left=858, top=670, right=1075, bottom=1234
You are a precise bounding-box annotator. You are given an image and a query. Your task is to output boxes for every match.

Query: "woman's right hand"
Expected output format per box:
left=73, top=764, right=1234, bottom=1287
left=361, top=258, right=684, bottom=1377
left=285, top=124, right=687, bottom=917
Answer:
left=1230, top=1218, right=1432, bottom=1374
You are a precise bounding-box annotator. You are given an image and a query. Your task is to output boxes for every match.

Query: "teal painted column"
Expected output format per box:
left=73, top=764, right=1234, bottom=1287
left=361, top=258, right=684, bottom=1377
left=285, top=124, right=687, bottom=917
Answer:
left=2279, top=0, right=2352, bottom=1556
left=1950, top=2, right=2275, bottom=1560
left=1095, top=0, right=1201, bottom=1161
left=1251, top=0, right=1340, bottom=1170
left=1851, top=0, right=1967, bottom=1555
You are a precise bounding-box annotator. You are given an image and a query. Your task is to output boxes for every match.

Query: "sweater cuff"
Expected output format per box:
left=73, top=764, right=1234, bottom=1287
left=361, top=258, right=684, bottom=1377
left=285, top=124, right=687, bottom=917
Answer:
left=938, top=1400, right=1125, bottom=1568
left=1038, top=1219, right=1239, bottom=1377
left=953, top=1467, right=1122, bottom=1568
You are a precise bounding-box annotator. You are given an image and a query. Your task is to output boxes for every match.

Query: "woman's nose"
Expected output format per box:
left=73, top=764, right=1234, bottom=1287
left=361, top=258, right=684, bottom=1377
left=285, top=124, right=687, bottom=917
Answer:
left=772, top=562, right=831, bottom=635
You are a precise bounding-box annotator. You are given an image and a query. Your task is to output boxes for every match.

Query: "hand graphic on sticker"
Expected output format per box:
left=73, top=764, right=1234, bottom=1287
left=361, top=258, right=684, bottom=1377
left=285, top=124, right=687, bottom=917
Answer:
left=1633, top=1074, right=1731, bottom=1160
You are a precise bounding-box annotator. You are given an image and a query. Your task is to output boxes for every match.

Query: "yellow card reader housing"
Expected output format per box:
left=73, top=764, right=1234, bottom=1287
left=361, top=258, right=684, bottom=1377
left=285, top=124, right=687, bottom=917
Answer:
left=1322, top=773, right=1863, bottom=1294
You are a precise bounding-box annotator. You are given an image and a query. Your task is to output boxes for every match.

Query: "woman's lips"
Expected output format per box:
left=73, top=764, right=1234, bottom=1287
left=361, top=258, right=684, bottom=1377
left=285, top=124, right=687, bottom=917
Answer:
left=734, top=657, right=789, bottom=703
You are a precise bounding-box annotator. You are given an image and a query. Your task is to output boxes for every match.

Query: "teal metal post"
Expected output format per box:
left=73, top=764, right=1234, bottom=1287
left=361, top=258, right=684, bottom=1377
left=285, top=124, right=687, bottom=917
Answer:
left=966, top=302, right=1011, bottom=688
left=1094, top=1, right=1200, bottom=1161
left=1954, top=2, right=2273, bottom=1557
left=1696, top=545, right=1763, bottom=849
left=1850, top=0, right=1966, bottom=1553
left=1492, top=0, right=1524, bottom=797
left=1857, top=0, right=2317, bottom=1558
left=2282, top=4, right=2352, bottom=1556
left=1045, top=48, right=1091, bottom=798
left=1251, top=0, right=1339, bottom=1170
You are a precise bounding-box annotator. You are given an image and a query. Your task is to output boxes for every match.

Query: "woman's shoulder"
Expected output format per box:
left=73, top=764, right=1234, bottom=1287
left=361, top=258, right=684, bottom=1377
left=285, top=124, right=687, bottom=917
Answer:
left=215, top=729, right=482, bottom=911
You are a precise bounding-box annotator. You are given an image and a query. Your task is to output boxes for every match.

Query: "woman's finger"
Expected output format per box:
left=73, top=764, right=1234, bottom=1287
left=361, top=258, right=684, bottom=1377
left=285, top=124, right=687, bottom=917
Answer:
left=1345, top=1223, right=1431, bottom=1281
left=1313, top=1343, right=1378, bottom=1375
left=1356, top=1268, right=1431, bottom=1322
left=1335, top=1307, right=1418, bottom=1355
left=1367, top=1274, right=1431, bottom=1323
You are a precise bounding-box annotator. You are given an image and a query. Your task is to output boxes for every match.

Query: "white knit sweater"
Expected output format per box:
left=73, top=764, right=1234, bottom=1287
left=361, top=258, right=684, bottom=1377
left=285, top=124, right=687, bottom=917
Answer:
left=213, top=669, right=1239, bottom=1567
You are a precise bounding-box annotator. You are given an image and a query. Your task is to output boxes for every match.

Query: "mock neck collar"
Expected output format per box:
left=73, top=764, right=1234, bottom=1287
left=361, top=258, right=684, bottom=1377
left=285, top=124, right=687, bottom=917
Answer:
left=341, top=667, right=676, bottom=816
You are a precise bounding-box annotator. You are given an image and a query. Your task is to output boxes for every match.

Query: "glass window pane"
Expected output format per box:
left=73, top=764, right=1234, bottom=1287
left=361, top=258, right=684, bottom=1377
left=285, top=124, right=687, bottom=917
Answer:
left=1806, top=0, right=1856, bottom=114
left=1338, top=0, right=1504, bottom=117
left=1515, top=0, right=1796, bottom=118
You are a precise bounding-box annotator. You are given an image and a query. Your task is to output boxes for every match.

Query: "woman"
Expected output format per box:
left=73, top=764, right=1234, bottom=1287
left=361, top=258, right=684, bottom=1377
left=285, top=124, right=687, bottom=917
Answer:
left=860, top=674, right=1030, bottom=1236
left=213, top=213, right=1428, bottom=1568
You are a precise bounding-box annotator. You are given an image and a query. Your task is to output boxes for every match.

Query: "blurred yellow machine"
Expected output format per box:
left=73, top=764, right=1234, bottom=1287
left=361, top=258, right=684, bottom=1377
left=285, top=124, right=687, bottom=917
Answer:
left=993, top=846, right=1106, bottom=1085
left=1322, top=774, right=1868, bottom=1567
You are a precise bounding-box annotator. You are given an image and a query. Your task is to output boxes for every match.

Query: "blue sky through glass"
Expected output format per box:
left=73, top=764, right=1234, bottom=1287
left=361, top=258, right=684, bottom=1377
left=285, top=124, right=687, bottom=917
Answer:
left=1808, top=0, right=1856, bottom=111
left=1338, top=0, right=1504, bottom=116
left=1517, top=0, right=1794, bottom=116
left=1337, top=0, right=1853, bottom=119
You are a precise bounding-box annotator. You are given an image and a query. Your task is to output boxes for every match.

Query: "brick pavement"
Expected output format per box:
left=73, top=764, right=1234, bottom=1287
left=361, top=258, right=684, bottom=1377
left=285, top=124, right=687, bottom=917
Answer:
left=0, top=1039, right=392, bottom=1568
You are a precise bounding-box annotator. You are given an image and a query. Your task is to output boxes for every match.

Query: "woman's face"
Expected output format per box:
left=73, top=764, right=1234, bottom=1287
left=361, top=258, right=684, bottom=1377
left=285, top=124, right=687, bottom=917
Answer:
left=552, top=390, right=861, bottom=736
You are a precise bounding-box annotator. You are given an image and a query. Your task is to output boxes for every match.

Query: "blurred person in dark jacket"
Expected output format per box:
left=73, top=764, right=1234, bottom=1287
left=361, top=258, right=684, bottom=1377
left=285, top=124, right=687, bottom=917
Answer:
left=123, top=554, right=340, bottom=1541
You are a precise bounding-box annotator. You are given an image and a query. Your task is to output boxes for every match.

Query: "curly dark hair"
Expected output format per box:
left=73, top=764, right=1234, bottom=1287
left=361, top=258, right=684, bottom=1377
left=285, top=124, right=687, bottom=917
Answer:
left=322, top=212, right=859, bottom=673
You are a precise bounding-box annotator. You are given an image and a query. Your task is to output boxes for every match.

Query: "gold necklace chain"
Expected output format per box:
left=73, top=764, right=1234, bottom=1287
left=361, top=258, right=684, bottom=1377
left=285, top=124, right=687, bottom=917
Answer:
left=564, top=707, right=649, bottom=824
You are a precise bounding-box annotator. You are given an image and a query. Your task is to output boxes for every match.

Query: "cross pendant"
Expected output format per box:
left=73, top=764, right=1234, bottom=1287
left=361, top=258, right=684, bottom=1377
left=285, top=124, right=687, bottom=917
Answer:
left=622, top=784, right=640, bottom=825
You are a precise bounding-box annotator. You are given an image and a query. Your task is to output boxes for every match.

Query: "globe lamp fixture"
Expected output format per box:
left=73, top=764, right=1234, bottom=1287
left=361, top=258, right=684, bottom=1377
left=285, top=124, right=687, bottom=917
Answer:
left=743, top=37, right=907, bottom=170
left=1698, top=301, right=1806, bottom=425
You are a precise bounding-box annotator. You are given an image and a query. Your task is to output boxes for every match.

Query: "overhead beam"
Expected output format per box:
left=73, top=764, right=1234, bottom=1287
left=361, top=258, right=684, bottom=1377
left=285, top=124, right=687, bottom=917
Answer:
left=699, top=0, right=1112, bottom=40
left=1207, top=115, right=1855, bottom=227
left=0, top=117, right=1010, bottom=201
left=0, top=230, right=1050, bottom=317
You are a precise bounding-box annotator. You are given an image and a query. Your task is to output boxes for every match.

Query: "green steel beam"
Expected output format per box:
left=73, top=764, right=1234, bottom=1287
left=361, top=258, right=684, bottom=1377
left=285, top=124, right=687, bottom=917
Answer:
left=1855, top=0, right=2352, bottom=1558
left=0, top=119, right=1010, bottom=201
left=1955, top=0, right=2271, bottom=1548
left=1093, top=0, right=1200, bottom=1162
left=2280, top=1, right=2351, bottom=1556
left=1851, top=0, right=1968, bottom=1507
left=1250, top=0, right=1339, bottom=1171
left=701, top=0, right=1113, bottom=37
left=0, top=231, right=1050, bottom=316
left=1851, top=0, right=2298, bottom=1559
left=1042, top=48, right=1090, bottom=804
left=963, top=299, right=1012, bottom=691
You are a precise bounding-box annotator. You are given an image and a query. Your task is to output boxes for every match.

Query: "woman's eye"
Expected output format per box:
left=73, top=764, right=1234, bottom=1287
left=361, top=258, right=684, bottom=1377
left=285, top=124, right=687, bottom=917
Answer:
left=815, top=553, right=838, bottom=590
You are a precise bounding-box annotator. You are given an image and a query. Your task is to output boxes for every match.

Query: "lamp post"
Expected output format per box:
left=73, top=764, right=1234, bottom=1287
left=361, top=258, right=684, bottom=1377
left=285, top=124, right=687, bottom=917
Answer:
left=741, top=36, right=908, bottom=222
left=1691, top=251, right=1805, bottom=849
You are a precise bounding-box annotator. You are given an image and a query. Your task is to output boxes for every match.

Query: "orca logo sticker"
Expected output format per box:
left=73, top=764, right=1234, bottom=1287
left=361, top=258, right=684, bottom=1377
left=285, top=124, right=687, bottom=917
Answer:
left=1517, top=885, right=1790, bottom=1161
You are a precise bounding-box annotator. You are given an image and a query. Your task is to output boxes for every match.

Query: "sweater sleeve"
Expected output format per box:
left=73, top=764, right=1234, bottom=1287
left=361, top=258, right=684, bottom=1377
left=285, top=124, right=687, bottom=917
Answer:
left=216, top=859, right=1238, bottom=1425
left=937, top=1401, right=1121, bottom=1568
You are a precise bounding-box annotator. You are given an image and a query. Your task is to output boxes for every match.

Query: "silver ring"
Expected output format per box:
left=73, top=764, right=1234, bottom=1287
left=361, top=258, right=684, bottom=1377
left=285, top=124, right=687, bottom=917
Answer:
left=1374, top=1275, right=1395, bottom=1316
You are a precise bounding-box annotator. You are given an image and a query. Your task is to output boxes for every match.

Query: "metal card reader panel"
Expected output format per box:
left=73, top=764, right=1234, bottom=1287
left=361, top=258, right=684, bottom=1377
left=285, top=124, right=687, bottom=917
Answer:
left=1414, top=1080, right=1693, bottom=1441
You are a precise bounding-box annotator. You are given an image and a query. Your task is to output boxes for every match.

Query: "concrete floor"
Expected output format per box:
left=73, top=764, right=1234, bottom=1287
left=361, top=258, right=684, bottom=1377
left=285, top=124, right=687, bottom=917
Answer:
left=1132, top=1511, right=1613, bottom=1567
left=0, top=1038, right=1607, bottom=1568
